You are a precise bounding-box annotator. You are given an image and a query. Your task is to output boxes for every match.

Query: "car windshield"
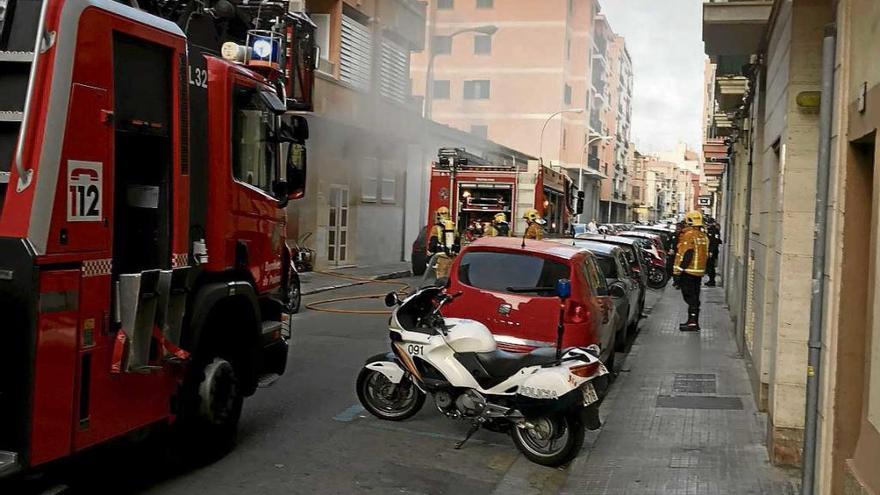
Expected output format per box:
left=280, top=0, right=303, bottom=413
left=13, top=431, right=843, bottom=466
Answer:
left=457, top=251, right=570, bottom=297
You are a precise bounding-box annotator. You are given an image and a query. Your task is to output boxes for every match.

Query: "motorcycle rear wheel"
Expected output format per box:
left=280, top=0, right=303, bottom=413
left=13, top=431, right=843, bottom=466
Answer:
left=510, top=413, right=585, bottom=466
left=357, top=368, right=425, bottom=421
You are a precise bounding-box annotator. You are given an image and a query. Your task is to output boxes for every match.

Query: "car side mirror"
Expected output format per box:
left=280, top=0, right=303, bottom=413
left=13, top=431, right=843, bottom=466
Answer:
left=609, top=283, right=626, bottom=299
left=555, top=279, right=571, bottom=299
left=384, top=292, right=401, bottom=307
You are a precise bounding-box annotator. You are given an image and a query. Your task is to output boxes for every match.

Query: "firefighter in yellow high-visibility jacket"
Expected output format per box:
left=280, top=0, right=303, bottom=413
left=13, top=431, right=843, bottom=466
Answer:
left=523, top=209, right=546, bottom=240
left=428, top=206, right=458, bottom=278
left=484, top=213, right=510, bottom=237
left=674, top=211, right=710, bottom=331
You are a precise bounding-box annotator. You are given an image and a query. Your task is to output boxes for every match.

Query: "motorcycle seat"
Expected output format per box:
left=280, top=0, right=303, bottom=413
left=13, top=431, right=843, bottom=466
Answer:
left=476, top=347, right=558, bottom=378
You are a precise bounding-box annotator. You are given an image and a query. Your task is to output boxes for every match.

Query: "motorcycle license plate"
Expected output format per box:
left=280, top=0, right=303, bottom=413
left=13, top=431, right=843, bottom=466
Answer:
left=582, top=383, right=599, bottom=405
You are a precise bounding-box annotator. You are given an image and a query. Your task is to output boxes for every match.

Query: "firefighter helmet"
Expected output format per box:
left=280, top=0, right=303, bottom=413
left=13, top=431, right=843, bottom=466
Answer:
left=494, top=213, right=507, bottom=223
left=523, top=208, right=546, bottom=225
left=684, top=211, right=704, bottom=227
left=435, top=206, right=451, bottom=223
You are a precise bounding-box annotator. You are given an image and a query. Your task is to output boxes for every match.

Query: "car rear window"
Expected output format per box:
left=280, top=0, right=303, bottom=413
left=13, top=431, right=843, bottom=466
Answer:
left=458, top=251, right=570, bottom=297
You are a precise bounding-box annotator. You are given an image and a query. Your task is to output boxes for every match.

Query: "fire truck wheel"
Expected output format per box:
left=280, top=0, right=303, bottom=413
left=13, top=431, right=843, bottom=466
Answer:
left=198, top=358, right=244, bottom=427
left=171, top=356, right=244, bottom=464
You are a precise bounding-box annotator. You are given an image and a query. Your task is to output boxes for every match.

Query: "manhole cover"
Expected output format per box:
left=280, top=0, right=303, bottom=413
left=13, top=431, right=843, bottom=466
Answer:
left=656, top=395, right=743, bottom=410
left=673, top=373, right=717, bottom=394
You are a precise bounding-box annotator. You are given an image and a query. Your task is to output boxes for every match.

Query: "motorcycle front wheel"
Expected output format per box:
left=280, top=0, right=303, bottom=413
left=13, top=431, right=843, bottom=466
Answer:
left=511, top=413, right=585, bottom=466
left=357, top=367, right=425, bottom=421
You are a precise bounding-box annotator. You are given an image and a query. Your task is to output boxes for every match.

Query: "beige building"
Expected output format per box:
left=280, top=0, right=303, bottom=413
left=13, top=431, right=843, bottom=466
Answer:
left=704, top=0, right=880, bottom=493
left=411, top=0, right=636, bottom=226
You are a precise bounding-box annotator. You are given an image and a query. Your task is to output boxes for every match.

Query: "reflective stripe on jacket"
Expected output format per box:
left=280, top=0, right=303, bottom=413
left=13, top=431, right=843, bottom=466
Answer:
left=674, top=227, right=709, bottom=276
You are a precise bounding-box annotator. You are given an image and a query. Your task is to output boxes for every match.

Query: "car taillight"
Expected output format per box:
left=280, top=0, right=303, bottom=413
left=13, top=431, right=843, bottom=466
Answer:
left=570, top=362, right=600, bottom=377
left=565, top=301, right=589, bottom=324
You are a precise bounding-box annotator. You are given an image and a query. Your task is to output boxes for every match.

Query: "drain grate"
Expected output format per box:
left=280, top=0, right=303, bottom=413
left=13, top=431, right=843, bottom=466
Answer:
left=672, top=373, right=717, bottom=394
left=656, top=395, right=743, bottom=410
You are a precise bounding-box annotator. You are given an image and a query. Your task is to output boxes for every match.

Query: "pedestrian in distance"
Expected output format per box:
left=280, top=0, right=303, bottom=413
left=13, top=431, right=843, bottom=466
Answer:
left=587, top=218, right=599, bottom=233
left=705, top=217, right=723, bottom=287
left=674, top=211, right=710, bottom=332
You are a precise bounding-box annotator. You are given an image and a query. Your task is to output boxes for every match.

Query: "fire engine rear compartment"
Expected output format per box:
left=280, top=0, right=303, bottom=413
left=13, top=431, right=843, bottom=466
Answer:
left=112, top=35, right=173, bottom=274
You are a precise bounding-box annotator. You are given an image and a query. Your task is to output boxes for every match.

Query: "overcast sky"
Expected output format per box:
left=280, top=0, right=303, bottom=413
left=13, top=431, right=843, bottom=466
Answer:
left=600, top=0, right=706, bottom=153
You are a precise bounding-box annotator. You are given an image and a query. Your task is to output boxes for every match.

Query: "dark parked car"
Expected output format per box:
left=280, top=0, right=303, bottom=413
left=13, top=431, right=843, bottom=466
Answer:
left=566, top=240, right=640, bottom=350
left=632, top=225, right=675, bottom=251
left=576, top=233, right=647, bottom=316
left=411, top=227, right=429, bottom=276
left=617, top=231, right=669, bottom=289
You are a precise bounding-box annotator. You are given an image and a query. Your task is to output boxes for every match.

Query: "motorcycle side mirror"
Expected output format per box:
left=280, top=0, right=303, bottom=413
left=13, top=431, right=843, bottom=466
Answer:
left=555, top=279, right=571, bottom=299
left=384, top=292, right=401, bottom=307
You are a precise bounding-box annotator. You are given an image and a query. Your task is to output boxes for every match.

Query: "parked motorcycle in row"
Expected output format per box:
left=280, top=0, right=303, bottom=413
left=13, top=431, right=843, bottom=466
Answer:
left=356, top=281, right=608, bottom=466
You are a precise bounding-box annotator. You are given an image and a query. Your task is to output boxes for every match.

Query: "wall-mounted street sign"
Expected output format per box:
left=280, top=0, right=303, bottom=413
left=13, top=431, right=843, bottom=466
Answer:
left=698, top=195, right=712, bottom=207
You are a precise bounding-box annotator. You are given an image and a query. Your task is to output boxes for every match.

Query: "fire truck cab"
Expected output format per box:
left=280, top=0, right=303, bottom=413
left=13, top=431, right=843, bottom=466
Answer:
left=0, top=0, right=313, bottom=477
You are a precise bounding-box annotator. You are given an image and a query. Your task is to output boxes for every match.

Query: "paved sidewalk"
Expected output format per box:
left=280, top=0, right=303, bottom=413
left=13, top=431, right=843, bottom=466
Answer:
left=562, top=286, right=800, bottom=494
left=299, top=261, right=412, bottom=295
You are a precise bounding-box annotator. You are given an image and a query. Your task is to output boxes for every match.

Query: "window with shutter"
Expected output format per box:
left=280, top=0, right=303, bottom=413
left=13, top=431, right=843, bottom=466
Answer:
left=340, top=15, right=372, bottom=91
left=380, top=37, right=409, bottom=104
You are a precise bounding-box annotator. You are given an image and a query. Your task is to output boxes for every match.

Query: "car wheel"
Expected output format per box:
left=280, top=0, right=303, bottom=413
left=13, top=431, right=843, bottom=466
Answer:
left=411, top=251, right=428, bottom=276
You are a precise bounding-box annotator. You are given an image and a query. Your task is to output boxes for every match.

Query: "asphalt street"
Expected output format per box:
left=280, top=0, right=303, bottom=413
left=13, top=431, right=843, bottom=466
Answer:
left=4, top=277, right=661, bottom=495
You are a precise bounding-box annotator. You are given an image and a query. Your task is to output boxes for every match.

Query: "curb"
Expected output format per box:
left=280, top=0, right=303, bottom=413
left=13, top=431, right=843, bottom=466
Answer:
left=301, top=269, right=413, bottom=296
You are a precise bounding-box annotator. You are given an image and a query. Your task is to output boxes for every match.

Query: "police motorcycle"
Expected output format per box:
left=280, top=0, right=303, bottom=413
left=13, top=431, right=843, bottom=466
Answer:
left=356, top=279, right=608, bottom=466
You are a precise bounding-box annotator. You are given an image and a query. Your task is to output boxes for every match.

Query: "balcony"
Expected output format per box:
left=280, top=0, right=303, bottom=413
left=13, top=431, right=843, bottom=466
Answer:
left=716, top=76, right=749, bottom=112
left=379, top=0, right=428, bottom=50
left=703, top=0, right=772, bottom=58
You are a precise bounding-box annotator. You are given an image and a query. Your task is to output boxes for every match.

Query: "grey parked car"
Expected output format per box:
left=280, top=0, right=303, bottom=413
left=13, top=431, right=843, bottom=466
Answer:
left=569, top=240, right=641, bottom=351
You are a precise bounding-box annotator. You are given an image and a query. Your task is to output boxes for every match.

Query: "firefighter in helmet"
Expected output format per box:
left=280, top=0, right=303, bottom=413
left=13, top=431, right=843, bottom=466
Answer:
left=674, top=211, right=710, bottom=331
left=428, top=206, right=458, bottom=278
left=485, top=212, right=510, bottom=237
left=523, top=208, right=546, bottom=240
left=429, top=206, right=457, bottom=255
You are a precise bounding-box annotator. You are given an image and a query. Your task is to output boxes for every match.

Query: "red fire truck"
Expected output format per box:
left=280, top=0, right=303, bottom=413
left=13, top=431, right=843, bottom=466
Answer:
left=0, top=0, right=314, bottom=477
left=427, top=148, right=582, bottom=243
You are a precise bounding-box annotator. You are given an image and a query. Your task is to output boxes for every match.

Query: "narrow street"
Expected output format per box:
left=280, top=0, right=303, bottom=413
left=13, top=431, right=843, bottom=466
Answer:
left=5, top=278, right=798, bottom=494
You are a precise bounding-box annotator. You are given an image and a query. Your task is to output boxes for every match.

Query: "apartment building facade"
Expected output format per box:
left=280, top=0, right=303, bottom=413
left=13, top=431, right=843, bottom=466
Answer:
left=592, top=19, right=634, bottom=223
left=703, top=0, right=880, bottom=493
left=411, top=0, right=621, bottom=225
left=298, top=0, right=529, bottom=269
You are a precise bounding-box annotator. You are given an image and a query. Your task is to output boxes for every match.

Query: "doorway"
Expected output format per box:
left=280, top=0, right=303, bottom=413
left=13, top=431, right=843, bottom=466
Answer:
left=327, top=185, right=349, bottom=265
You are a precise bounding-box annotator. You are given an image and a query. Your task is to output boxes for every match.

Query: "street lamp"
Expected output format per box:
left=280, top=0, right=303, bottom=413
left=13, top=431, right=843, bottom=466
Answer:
left=423, top=24, right=499, bottom=120
left=538, top=108, right=584, bottom=165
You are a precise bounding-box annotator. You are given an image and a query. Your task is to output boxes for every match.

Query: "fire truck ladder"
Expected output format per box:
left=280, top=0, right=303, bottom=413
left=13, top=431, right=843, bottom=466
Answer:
left=0, top=0, right=40, bottom=195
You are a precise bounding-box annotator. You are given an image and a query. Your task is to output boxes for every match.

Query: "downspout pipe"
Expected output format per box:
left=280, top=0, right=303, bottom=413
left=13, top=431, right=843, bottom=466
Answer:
left=802, top=24, right=837, bottom=495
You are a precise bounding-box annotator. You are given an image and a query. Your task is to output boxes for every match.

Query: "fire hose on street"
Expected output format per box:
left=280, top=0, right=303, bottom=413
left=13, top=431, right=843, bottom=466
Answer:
left=304, top=270, right=411, bottom=315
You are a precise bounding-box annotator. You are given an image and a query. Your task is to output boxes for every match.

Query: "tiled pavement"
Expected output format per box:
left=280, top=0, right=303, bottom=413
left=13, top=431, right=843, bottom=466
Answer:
left=561, top=286, right=800, bottom=495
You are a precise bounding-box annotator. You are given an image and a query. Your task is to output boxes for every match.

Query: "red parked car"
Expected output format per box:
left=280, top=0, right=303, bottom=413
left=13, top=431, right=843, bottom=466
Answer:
left=442, top=237, right=621, bottom=366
